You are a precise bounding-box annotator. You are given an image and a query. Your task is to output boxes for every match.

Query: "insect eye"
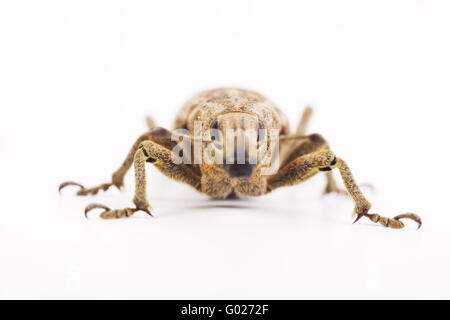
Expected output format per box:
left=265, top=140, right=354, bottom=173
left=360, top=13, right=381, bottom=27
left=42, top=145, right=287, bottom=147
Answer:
left=210, top=119, right=222, bottom=149
left=257, top=121, right=265, bottom=143
left=211, top=119, right=219, bottom=130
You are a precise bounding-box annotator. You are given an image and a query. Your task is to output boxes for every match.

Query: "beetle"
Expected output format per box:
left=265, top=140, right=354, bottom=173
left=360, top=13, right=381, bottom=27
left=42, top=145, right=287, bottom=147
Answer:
left=59, top=88, right=421, bottom=229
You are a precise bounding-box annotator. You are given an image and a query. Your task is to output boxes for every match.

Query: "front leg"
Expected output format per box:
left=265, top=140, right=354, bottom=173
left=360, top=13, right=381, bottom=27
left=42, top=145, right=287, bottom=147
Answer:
left=337, top=158, right=421, bottom=229
left=268, top=147, right=337, bottom=190
left=85, top=145, right=152, bottom=219
left=267, top=148, right=422, bottom=229
left=85, top=140, right=201, bottom=219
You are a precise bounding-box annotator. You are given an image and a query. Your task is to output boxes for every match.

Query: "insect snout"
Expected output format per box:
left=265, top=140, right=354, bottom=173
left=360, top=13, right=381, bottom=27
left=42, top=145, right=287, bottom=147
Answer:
left=223, top=163, right=255, bottom=178
left=211, top=112, right=264, bottom=179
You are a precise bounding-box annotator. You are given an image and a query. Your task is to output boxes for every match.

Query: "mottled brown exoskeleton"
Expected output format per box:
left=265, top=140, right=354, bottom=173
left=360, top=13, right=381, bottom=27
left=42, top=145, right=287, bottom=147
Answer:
left=59, top=88, right=421, bottom=229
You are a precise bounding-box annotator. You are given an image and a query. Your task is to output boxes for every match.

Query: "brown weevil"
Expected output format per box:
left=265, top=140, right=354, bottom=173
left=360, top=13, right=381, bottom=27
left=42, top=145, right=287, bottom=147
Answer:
left=59, top=88, right=421, bottom=229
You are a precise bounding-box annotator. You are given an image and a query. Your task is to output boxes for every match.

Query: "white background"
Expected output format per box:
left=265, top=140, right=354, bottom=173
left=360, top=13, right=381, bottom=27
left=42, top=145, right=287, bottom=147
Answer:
left=1, top=0, right=449, bottom=299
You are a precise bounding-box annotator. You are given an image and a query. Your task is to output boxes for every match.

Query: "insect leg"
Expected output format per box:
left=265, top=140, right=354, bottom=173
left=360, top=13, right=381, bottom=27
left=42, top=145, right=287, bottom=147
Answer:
left=267, top=145, right=337, bottom=190
left=296, top=106, right=313, bottom=135
left=267, top=149, right=422, bottom=229
left=84, top=140, right=201, bottom=219
left=336, top=158, right=422, bottom=229
left=323, top=171, right=347, bottom=195
left=277, top=133, right=345, bottom=194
